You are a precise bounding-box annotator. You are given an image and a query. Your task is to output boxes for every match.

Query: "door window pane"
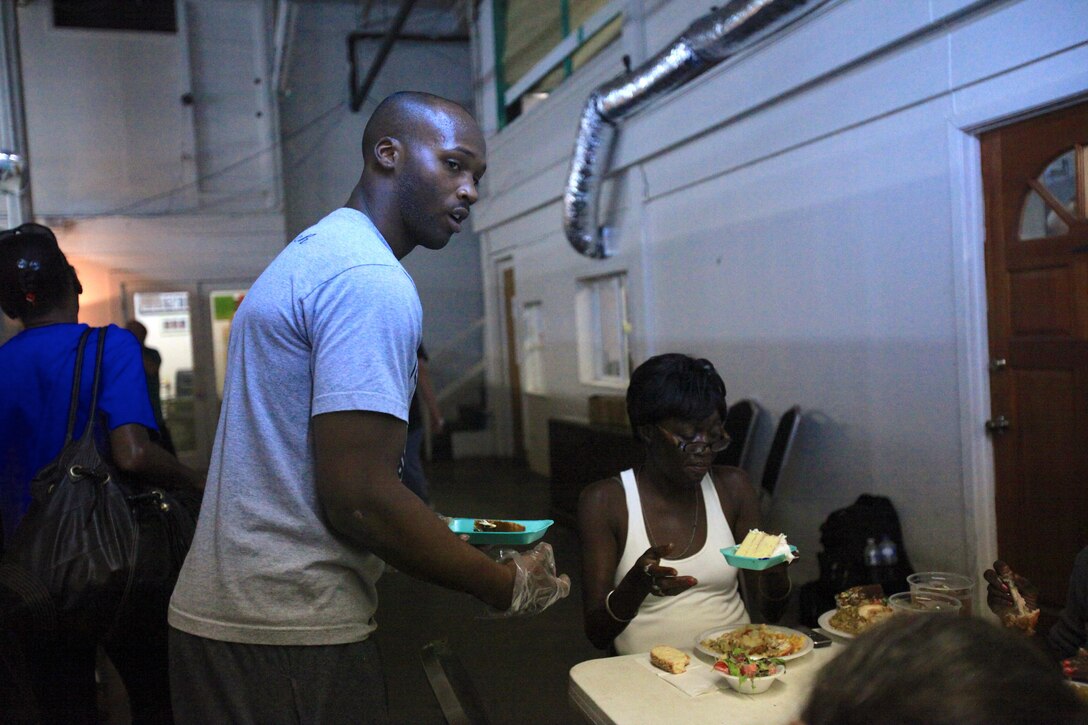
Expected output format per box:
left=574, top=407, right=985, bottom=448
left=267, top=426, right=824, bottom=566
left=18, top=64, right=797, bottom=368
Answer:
left=521, top=301, right=546, bottom=395
left=1019, top=149, right=1078, bottom=240
left=577, top=272, right=630, bottom=385
left=133, top=291, right=195, bottom=454
left=208, top=289, right=248, bottom=401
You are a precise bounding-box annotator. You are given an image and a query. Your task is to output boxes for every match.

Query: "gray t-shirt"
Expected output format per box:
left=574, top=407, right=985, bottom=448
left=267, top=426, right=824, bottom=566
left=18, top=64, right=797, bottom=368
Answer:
left=169, top=208, right=421, bottom=645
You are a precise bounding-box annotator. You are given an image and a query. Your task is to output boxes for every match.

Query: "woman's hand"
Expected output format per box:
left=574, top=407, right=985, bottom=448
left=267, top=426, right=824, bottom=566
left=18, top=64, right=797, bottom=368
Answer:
left=1062, top=648, right=1088, bottom=682
left=983, top=560, right=1039, bottom=615
left=630, top=544, right=697, bottom=597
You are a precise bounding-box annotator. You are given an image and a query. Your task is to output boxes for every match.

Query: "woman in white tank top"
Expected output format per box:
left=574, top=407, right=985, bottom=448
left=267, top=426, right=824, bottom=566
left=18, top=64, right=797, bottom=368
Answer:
left=577, top=354, right=792, bottom=655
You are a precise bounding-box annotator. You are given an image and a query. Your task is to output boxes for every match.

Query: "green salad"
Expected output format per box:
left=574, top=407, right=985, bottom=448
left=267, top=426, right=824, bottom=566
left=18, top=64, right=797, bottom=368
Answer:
left=713, top=647, right=785, bottom=688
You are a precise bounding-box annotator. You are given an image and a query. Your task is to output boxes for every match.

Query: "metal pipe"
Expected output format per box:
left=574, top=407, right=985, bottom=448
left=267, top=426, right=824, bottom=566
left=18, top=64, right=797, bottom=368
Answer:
left=563, top=0, right=826, bottom=258
left=0, top=0, right=33, bottom=223
left=350, top=0, right=419, bottom=112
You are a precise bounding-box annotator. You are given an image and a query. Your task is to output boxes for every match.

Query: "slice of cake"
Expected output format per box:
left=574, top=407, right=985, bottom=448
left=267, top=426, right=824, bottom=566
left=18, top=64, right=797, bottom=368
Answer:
left=735, top=529, right=792, bottom=559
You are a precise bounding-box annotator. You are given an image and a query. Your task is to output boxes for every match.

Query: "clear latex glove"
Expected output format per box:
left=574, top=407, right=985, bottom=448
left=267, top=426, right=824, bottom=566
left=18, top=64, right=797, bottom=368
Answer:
left=486, top=541, right=571, bottom=617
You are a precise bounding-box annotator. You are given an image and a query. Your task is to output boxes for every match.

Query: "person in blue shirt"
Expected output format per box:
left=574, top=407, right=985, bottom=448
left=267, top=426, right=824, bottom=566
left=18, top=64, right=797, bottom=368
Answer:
left=0, top=223, right=203, bottom=723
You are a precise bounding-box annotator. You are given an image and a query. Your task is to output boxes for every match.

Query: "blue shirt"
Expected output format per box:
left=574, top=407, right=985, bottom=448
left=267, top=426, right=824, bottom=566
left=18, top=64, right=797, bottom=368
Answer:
left=0, top=323, right=156, bottom=542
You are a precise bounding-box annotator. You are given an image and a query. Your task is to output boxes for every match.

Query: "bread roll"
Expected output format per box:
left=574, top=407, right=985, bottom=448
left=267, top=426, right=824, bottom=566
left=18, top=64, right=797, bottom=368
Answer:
left=650, top=645, right=690, bottom=674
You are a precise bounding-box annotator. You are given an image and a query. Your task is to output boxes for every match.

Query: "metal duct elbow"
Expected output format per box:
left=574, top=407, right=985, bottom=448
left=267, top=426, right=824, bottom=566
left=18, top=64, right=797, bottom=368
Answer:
left=563, top=0, right=824, bottom=258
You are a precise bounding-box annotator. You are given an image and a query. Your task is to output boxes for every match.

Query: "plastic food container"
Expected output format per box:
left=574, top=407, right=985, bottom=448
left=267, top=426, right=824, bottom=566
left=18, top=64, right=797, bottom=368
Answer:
left=447, top=518, right=553, bottom=545
left=907, top=571, right=975, bottom=616
left=887, top=590, right=962, bottom=616
left=716, top=665, right=787, bottom=694
left=720, top=545, right=798, bottom=571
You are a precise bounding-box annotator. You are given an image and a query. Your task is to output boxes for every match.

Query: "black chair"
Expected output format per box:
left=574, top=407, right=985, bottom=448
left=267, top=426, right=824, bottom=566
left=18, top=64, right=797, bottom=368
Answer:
left=760, top=405, right=801, bottom=501
left=421, top=639, right=491, bottom=725
left=714, top=399, right=762, bottom=470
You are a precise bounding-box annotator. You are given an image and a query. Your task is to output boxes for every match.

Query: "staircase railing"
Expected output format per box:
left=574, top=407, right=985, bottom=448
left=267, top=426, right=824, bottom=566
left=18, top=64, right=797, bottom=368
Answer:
left=424, top=317, right=487, bottom=459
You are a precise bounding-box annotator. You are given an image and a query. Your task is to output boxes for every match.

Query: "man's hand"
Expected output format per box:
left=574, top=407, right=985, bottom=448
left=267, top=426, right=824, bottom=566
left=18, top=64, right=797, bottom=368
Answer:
left=488, top=542, right=571, bottom=617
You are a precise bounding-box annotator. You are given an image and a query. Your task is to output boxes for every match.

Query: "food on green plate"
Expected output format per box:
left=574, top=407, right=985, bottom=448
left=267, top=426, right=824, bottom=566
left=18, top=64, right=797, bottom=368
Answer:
left=700, top=624, right=805, bottom=658
left=828, top=584, right=893, bottom=635
left=735, top=529, right=788, bottom=558
left=713, top=648, right=784, bottom=688
left=472, top=519, right=525, bottom=532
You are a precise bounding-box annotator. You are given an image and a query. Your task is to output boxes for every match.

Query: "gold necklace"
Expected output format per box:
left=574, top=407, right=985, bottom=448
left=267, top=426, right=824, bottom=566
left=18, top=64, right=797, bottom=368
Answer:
left=641, top=472, right=702, bottom=559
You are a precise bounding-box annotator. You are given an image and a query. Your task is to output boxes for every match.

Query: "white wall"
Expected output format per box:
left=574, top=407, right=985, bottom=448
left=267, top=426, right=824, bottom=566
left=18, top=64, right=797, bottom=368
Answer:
left=471, top=0, right=1088, bottom=583
left=280, top=2, right=484, bottom=393
left=14, top=0, right=287, bottom=287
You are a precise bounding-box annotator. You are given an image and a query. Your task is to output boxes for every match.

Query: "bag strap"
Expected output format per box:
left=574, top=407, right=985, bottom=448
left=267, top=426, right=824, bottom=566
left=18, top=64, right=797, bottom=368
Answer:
left=63, top=328, right=94, bottom=444
left=78, top=326, right=108, bottom=439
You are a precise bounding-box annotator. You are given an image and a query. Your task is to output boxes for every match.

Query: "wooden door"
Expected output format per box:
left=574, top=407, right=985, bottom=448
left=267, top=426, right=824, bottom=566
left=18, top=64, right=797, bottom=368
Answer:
left=981, top=101, right=1088, bottom=611
left=502, top=266, right=525, bottom=461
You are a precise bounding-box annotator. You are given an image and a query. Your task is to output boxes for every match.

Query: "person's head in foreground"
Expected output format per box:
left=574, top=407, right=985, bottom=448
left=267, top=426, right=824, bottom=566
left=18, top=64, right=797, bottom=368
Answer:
left=626, top=353, right=731, bottom=487
left=354, top=91, right=486, bottom=256
left=0, top=223, right=81, bottom=326
left=124, top=319, right=147, bottom=346
left=799, top=613, right=1088, bottom=725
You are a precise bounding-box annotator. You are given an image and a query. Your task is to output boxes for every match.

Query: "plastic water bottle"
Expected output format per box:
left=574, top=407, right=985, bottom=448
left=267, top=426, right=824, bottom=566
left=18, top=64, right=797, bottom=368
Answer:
left=863, top=537, right=881, bottom=582
left=879, top=535, right=898, bottom=566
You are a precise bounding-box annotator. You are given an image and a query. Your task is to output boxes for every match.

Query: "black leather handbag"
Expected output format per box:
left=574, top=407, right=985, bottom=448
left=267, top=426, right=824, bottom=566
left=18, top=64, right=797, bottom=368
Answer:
left=0, top=327, right=195, bottom=637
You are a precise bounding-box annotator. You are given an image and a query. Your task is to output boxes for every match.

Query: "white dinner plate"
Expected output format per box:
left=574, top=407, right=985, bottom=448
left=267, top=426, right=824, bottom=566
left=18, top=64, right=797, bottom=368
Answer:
left=817, top=609, right=856, bottom=639
left=695, top=624, right=814, bottom=661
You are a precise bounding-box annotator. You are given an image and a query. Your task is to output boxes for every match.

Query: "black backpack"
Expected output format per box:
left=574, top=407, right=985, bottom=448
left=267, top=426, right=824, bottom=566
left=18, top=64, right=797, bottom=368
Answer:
left=798, top=494, right=914, bottom=626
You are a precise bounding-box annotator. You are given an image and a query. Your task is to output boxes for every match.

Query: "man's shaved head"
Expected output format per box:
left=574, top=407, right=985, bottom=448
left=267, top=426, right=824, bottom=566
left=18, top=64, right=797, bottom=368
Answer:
left=349, top=91, right=486, bottom=257
left=362, top=92, right=475, bottom=163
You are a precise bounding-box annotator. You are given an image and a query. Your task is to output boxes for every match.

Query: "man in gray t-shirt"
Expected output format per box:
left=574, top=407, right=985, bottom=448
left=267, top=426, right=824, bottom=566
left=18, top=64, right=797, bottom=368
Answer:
left=167, top=92, right=569, bottom=723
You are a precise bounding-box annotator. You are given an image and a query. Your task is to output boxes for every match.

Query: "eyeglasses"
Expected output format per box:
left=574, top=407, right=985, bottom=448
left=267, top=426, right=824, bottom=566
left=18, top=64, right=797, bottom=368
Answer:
left=656, top=424, right=731, bottom=455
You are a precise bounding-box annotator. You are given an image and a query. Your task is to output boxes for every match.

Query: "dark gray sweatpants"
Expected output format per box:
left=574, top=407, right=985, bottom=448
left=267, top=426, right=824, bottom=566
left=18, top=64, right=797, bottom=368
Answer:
left=169, top=626, right=388, bottom=725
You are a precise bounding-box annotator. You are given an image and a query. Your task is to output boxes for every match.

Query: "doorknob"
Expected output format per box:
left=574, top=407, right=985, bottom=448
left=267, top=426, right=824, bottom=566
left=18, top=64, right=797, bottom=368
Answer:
left=989, top=358, right=1007, bottom=372
left=985, top=416, right=1011, bottom=434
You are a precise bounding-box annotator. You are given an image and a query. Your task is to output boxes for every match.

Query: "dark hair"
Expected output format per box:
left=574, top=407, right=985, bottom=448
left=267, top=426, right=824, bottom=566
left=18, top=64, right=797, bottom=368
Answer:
left=626, top=353, right=727, bottom=436
left=0, top=223, right=79, bottom=321
left=801, top=614, right=1088, bottom=725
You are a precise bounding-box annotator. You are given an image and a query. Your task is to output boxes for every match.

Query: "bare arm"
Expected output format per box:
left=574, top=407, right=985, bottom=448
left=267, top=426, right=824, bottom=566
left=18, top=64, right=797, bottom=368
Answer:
left=416, top=357, right=444, bottom=433
left=313, top=410, right=514, bottom=610
left=578, top=479, right=691, bottom=650
left=109, top=423, right=204, bottom=491
left=723, top=467, right=791, bottom=622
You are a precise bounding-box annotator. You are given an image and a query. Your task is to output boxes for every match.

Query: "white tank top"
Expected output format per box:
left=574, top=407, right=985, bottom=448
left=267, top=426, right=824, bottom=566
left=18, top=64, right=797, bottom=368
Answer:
left=613, top=469, right=749, bottom=655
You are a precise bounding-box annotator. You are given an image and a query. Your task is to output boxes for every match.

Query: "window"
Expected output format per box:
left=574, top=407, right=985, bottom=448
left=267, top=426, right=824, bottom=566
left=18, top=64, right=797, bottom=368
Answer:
left=521, top=301, right=547, bottom=395
left=494, top=0, right=623, bottom=126
left=1018, top=148, right=1084, bottom=240
left=576, top=272, right=630, bottom=386
left=54, top=0, right=178, bottom=33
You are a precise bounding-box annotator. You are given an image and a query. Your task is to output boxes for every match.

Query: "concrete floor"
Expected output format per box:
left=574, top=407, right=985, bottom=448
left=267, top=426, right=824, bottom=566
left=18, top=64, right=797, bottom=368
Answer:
left=95, top=456, right=599, bottom=724
left=373, top=457, right=602, bottom=725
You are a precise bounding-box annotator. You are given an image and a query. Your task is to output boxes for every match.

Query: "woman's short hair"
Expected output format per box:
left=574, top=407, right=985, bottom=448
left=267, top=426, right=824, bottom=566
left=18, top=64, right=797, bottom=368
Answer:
left=801, top=614, right=1088, bottom=725
left=0, top=223, right=77, bottom=321
left=626, top=353, right=727, bottom=436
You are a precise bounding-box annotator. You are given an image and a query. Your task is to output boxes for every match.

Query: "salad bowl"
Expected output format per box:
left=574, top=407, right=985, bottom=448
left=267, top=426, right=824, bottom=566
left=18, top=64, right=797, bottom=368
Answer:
left=713, top=653, right=786, bottom=694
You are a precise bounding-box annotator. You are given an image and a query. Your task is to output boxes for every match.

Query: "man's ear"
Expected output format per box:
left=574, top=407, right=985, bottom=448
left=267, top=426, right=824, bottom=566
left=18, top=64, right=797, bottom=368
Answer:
left=372, top=136, right=400, bottom=171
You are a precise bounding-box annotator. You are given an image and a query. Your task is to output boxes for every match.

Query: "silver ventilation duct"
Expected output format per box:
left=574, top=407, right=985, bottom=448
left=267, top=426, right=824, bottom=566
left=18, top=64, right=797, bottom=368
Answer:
left=563, top=0, right=827, bottom=258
